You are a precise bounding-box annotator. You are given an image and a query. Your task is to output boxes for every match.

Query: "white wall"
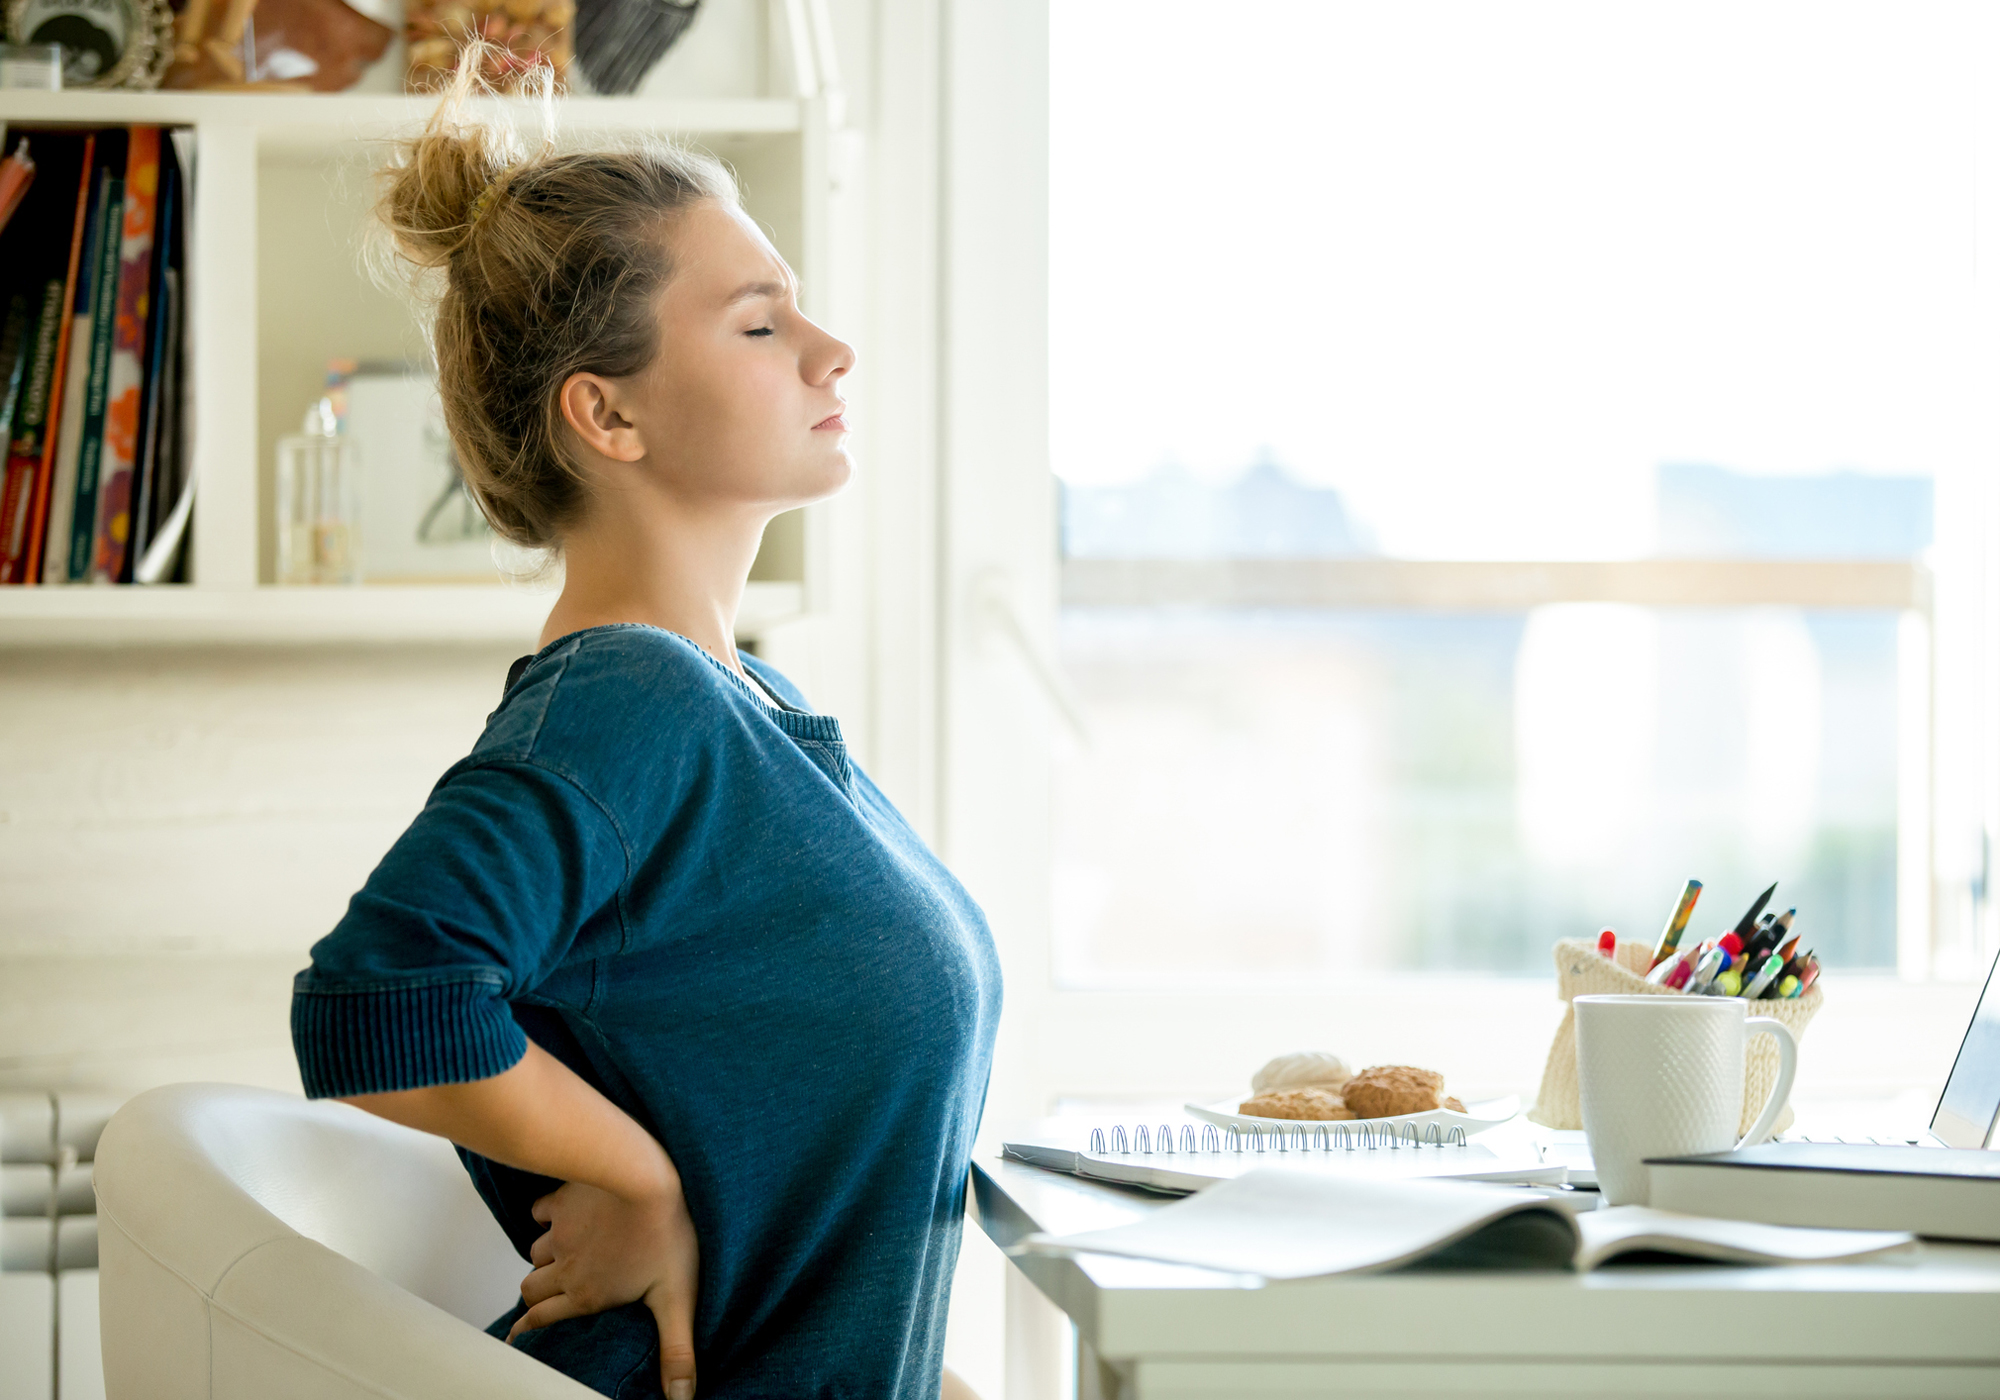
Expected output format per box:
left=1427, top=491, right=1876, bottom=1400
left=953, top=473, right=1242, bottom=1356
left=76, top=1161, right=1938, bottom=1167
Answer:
left=0, top=645, right=518, bottom=1094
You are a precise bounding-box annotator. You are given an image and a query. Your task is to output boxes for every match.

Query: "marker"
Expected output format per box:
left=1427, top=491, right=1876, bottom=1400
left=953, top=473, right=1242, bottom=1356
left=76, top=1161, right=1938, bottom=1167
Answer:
left=1597, top=928, right=1618, bottom=960
left=1776, top=974, right=1800, bottom=999
left=1715, top=969, right=1743, bottom=997
left=1646, top=948, right=1693, bottom=985
left=1743, top=909, right=1794, bottom=966
left=1742, top=951, right=1785, bottom=999
left=1650, top=880, right=1703, bottom=970
left=1731, top=883, right=1779, bottom=940
left=1717, top=933, right=1744, bottom=971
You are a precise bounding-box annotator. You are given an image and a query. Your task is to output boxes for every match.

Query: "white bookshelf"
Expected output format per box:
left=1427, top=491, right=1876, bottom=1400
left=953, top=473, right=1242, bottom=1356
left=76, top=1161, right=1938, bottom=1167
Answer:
left=0, top=6, right=840, bottom=648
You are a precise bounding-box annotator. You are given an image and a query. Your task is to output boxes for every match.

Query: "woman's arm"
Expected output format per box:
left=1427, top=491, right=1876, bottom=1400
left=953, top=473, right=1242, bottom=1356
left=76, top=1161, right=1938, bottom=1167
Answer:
left=343, top=1039, right=666, bottom=1199
left=343, top=1041, right=701, bottom=1400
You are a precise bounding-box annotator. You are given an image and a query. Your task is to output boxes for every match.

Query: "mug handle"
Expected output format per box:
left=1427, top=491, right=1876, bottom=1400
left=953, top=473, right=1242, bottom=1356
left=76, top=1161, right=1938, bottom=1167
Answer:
left=1736, top=1017, right=1800, bottom=1148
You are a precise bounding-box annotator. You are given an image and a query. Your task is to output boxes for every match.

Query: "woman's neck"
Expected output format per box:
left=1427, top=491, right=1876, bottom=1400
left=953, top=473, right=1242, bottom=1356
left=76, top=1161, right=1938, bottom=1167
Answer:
left=538, top=487, right=771, bottom=680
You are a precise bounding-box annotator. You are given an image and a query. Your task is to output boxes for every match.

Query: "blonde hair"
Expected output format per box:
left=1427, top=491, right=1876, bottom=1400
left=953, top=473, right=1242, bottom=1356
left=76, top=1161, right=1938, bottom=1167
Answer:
left=375, top=47, right=736, bottom=548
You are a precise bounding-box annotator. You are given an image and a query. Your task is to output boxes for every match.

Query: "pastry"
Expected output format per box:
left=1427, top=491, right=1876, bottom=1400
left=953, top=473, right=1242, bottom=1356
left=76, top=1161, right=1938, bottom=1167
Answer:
left=1443, top=1096, right=1466, bottom=1113
left=1238, top=1087, right=1355, bottom=1120
left=1341, top=1065, right=1446, bottom=1118
left=1249, top=1050, right=1352, bottom=1094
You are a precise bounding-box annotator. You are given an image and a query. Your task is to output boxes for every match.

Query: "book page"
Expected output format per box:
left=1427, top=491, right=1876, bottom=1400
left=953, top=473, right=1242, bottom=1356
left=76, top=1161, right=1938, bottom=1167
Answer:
left=1576, top=1206, right=1915, bottom=1270
left=1016, top=1166, right=1578, bottom=1279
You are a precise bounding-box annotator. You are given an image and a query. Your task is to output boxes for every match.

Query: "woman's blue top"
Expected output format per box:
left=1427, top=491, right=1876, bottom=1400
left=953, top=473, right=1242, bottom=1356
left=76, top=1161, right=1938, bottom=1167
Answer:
left=290, top=625, right=1004, bottom=1400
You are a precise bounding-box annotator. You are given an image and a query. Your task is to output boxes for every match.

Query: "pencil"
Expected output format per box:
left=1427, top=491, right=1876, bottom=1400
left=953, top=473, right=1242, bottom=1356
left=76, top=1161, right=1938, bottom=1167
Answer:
left=1650, top=879, right=1702, bottom=971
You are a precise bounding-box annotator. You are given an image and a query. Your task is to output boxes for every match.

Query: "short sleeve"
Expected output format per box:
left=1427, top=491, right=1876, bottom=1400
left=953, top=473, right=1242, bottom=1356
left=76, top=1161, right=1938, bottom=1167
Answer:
left=291, top=759, right=628, bottom=1099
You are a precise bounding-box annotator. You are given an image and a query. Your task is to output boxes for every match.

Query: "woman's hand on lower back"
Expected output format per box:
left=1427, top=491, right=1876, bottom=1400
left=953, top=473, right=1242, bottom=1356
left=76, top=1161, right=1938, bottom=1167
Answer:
left=509, top=1159, right=702, bottom=1400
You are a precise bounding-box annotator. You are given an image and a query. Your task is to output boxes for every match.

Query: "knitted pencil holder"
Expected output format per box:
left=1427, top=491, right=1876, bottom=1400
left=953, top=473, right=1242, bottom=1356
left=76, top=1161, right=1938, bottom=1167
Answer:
left=1527, top=937, right=1822, bottom=1137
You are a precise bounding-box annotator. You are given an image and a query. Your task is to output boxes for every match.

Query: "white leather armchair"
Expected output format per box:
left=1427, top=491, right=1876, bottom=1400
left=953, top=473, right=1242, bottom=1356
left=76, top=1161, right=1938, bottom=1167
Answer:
left=94, top=1083, right=596, bottom=1399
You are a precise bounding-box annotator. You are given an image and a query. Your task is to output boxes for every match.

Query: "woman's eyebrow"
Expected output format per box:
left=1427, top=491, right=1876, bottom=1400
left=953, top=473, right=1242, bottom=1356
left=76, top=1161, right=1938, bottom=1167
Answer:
left=725, top=280, right=788, bottom=305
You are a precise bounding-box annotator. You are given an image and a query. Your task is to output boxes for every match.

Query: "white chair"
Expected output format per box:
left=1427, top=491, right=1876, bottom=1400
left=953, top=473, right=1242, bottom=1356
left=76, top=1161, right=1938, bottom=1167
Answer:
left=93, top=1083, right=596, bottom=1399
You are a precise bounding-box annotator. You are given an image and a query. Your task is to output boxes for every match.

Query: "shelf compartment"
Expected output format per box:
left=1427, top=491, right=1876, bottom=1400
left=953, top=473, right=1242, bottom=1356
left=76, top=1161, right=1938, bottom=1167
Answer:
left=0, top=581, right=803, bottom=646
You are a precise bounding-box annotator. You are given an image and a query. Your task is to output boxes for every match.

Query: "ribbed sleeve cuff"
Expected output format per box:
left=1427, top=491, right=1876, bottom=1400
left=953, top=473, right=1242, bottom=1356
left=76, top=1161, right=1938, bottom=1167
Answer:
left=291, top=977, right=528, bottom=1099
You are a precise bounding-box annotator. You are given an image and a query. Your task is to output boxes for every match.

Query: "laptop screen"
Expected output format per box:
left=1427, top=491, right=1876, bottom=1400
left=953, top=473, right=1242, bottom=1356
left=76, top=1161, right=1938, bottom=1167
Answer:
left=1932, top=946, right=2000, bottom=1149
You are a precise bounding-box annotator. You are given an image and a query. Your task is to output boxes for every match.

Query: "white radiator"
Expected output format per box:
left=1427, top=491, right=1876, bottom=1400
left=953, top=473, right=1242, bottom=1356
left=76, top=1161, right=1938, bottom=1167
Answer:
left=1, top=1093, right=118, bottom=1400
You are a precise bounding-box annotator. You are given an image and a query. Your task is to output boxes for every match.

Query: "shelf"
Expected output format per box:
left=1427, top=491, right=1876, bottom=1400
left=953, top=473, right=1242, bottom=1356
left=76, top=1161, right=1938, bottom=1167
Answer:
left=0, top=581, right=804, bottom=646
left=0, top=91, right=805, bottom=156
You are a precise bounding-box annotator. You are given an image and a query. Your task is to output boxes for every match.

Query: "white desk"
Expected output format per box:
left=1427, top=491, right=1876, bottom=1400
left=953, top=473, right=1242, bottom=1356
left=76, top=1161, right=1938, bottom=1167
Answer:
left=970, top=1147, right=2000, bottom=1399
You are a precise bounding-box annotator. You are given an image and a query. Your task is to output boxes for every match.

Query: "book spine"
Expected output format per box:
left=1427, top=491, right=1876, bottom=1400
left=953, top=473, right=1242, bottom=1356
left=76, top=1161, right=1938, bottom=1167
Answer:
left=25, top=133, right=98, bottom=585
left=66, top=171, right=126, bottom=583
left=0, top=294, right=38, bottom=580
left=89, top=128, right=160, bottom=584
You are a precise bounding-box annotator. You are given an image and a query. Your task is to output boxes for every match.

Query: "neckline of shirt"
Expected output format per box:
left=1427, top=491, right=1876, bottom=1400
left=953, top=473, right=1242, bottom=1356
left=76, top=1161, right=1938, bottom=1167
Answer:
left=525, top=623, right=846, bottom=745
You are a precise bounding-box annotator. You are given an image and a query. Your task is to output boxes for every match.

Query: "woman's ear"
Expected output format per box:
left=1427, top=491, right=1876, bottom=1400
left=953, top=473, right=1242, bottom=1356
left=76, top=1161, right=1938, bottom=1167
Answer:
left=559, top=373, right=647, bottom=464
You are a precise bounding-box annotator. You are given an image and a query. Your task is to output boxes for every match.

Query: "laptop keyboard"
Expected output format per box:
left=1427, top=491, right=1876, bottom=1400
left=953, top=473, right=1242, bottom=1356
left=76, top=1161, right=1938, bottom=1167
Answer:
left=1780, top=1133, right=1944, bottom=1147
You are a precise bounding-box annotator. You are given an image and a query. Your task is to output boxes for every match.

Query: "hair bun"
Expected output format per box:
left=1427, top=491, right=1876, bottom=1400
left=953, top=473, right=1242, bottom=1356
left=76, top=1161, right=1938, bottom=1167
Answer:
left=377, top=42, right=545, bottom=267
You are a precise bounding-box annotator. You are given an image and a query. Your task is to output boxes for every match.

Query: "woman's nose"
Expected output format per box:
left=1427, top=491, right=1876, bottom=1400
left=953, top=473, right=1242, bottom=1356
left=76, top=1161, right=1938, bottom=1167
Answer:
left=809, top=327, right=856, bottom=384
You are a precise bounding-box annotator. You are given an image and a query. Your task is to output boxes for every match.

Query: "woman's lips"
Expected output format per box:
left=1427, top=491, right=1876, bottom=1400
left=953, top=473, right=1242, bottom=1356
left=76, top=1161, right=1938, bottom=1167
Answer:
left=813, top=413, right=847, bottom=432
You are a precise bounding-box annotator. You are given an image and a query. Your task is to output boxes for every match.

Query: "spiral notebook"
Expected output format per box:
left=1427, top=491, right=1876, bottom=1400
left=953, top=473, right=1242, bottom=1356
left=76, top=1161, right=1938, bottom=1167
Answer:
left=1002, top=1119, right=1567, bottom=1193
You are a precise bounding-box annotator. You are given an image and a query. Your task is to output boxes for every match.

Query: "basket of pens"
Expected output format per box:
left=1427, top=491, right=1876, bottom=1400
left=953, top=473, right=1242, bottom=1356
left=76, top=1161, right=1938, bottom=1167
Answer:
left=1528, top=879, right=1824, bottom=1137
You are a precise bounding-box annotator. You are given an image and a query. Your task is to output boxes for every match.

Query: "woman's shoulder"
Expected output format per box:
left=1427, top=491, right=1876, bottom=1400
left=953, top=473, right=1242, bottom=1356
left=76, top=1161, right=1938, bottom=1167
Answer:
left=475, top=625, right=755, bottom=766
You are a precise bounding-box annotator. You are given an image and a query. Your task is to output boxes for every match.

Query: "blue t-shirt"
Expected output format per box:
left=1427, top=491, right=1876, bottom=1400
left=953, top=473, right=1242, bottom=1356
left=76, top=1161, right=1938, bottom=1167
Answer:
left=291, top=625, right=1004, bottom=1400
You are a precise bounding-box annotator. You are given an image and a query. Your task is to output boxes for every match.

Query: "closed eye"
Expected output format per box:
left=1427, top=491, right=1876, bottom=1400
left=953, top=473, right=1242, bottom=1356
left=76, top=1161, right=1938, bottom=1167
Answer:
left=746, top=327, right=776, bottom=337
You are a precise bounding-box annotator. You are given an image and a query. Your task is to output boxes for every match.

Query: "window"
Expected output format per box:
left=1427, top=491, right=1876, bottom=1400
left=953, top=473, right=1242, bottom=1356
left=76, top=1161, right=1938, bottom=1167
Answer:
left=1049, top=1, right=1992, bottom=987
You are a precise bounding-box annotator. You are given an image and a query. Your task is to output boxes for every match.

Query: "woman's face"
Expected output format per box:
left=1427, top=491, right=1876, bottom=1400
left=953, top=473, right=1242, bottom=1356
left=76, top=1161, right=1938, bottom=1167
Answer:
left=633, top=198, right=855, bottom=512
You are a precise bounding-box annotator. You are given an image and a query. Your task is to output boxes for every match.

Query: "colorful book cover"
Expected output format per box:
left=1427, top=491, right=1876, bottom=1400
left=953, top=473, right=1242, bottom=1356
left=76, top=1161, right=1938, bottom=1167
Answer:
left=130, top=137, right=180, bottom=574
left=65, top=164, right=126, bottom=582
left=0, top=129, right=91, bottom=585
left=88, top=127, right=160, bottom=584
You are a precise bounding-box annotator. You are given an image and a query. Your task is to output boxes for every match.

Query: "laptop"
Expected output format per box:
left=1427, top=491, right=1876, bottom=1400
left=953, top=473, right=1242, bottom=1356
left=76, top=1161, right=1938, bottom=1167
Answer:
left=1543, top=946, right=2000, bottom=1182
left=1786, top=943, right=2000, bottom=1150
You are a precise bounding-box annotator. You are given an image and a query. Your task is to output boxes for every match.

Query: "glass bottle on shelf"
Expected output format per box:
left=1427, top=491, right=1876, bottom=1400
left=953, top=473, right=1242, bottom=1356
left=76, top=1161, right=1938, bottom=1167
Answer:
left=275, top=398, right=360, bottom=585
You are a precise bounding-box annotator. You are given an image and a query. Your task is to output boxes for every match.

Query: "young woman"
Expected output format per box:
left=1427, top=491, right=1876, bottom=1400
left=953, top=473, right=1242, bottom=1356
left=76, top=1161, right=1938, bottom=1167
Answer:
left=290, top=56, right=1002, bottom=1400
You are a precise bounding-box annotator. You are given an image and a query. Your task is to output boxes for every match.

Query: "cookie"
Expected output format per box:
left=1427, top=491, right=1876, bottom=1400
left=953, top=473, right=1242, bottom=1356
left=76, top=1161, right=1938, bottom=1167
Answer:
left=1239, top=1087, right=1356, bottom=1121
left=1341, top=1065, right=1446, bottom=1119
left=1250, top=1050, right=1353, bottom=1094
left=1443, top=1096, right=1466, bottom=1114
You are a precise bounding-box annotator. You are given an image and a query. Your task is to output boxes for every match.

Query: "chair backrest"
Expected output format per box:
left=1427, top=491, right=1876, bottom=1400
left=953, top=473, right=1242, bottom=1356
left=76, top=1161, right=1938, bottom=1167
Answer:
left=98, top=1083, right=521, bottom=1326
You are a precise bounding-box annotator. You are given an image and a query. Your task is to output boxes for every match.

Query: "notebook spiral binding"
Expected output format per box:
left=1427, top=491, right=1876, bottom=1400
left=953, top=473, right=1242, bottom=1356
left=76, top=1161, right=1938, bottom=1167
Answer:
left=1089, top=1121, right=1469, bottom=1155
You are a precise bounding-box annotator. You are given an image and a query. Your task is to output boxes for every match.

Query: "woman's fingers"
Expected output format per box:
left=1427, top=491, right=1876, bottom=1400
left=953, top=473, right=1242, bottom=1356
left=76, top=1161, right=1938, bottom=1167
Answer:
left=506, top=1290, right=587, bottom=1342
left=648, top=1287, right=698, bottom=1400
left=529, top=1227, right=555, bottom=1268
left=519, top=1263, right=564, bottom=1307
left=531, top=1189, right=560, bottom=1224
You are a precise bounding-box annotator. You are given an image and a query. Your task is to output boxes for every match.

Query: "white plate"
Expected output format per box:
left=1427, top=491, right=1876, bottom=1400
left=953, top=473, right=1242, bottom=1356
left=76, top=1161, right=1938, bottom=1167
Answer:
left=1184, top=1094, right=1521, bottom=1135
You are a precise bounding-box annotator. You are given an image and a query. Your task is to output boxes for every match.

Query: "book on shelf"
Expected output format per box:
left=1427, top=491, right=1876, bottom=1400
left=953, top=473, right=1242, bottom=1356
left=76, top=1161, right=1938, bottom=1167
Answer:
left=0, top=124, right=190, bottom=587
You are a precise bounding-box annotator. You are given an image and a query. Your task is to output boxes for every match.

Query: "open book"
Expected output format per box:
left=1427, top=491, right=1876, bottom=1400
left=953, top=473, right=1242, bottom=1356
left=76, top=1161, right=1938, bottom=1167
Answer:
left=1013, top=1167, right=1917, bottom=1278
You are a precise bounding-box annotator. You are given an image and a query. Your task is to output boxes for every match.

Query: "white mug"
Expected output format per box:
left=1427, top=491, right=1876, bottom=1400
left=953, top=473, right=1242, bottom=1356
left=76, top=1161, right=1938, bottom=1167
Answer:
left=1575, top=993, right=1799, bottom=1206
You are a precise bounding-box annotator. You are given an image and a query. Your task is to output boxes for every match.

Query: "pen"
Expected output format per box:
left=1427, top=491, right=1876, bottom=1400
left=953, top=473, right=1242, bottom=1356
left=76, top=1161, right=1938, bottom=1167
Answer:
left=1741, top=951, right=1785, bottom=999
left=1687, top=946, right=1726, bottom=994
left=1597, top=929, right=1618, bottom=960
left=1650, top=879, right=1703, bottom=970
left=1714, top=969, right=1743, bottom=996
